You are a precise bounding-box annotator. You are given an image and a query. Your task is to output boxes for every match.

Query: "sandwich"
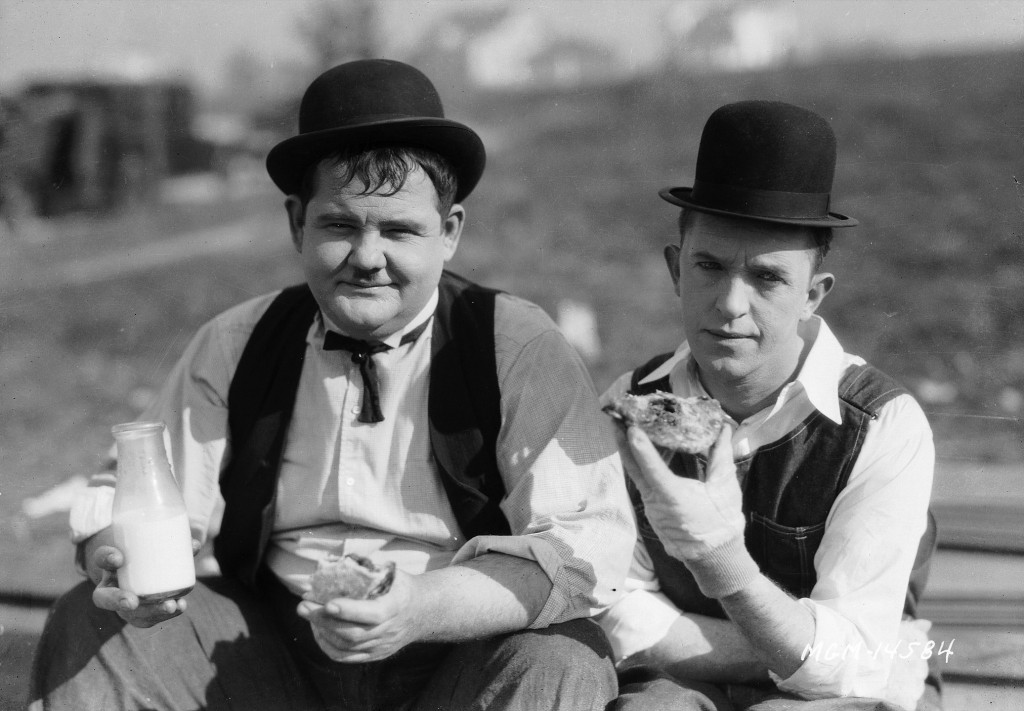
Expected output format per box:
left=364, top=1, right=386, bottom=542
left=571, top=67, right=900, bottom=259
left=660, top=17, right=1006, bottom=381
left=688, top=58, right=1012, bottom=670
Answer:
left=603, top=391, right=725, bottom=455
left=309, top=553, right=396, bottom=603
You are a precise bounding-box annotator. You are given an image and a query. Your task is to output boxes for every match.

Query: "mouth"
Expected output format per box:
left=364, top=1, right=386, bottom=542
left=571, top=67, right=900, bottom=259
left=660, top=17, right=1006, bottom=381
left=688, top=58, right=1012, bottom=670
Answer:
left=338, top=280, right=392, bottom=291
left=700, top=327, right=757, bottom=346
left=705, top=329, right=755, bottom=340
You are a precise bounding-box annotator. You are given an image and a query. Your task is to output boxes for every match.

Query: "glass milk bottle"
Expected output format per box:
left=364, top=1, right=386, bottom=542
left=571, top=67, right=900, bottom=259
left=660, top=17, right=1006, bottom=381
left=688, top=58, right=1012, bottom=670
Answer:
left=110, top=421, right=195, bottom=602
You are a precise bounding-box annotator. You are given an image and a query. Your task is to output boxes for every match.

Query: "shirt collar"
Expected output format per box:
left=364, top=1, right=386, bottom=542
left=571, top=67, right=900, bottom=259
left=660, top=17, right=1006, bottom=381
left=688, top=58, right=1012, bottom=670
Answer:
left=639, top=316, right=846, bottom=425
left=792, top=316, right=845, bottom=424
left=638, top=341, right=692, bottom=388
left=316, top=288, right=438, bottom=349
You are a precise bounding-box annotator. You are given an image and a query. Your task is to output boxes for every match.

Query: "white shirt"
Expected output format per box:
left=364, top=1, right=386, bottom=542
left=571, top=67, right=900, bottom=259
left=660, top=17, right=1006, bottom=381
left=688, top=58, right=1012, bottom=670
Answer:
left=70, top=287, right=635, bottom=629
left=598, top=317, right=934, bottom=699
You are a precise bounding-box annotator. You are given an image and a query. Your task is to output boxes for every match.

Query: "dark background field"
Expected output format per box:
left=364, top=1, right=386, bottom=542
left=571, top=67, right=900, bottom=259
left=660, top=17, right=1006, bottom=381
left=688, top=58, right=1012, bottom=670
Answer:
left=1, top=47, right=1022, bottom=595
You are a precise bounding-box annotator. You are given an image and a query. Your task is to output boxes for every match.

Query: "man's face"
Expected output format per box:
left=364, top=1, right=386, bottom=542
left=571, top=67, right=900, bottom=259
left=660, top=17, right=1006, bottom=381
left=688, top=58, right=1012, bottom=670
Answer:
left=666, top=212, right=833, bottom=389
left=286, top=162, right=463, bottom=340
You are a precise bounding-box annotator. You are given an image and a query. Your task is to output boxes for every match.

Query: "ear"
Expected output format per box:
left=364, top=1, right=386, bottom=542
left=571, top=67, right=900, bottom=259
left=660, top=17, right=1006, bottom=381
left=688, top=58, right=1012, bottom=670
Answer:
left=803, top=271, right=835, bottom=320
left=663, top=244, right=682, bottom=296
left=284, top=195, right=305, bottom=253
left=440, top=203, right=465, bottom=262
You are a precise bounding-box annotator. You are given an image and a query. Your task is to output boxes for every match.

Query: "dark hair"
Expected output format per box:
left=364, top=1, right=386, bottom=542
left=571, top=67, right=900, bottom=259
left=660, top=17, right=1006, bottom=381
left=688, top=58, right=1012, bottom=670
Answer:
left=296, top=145, right=458, bottom=219
left=677, top=208, right=832, bottom=270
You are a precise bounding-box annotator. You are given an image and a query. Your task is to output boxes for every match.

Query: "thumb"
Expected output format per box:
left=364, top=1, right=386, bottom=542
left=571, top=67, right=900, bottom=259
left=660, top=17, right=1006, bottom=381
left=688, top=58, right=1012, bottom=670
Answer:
left=626, top=426, right=676, bottom=491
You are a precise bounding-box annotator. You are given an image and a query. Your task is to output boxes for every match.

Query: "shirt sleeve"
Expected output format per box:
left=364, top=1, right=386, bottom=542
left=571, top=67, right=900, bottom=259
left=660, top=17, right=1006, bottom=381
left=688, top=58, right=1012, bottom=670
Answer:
left=599, top=371, right=661, bottom=594
left=773, top=393, right=935, bottom=699
left=451, top=297, right=636, bottom=628
left=67, top=294, right=276, bottom=547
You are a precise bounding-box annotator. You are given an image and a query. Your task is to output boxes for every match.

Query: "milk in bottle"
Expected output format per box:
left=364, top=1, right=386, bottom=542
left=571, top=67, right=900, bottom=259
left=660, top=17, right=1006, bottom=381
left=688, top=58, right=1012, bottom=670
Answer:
left=110, top=421, right=195, bottom=602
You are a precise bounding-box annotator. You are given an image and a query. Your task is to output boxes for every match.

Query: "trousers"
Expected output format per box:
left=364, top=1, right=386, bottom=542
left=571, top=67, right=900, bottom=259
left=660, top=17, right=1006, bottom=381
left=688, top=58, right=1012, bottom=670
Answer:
left=28, top=576, right=617, bottom=711
left=609, top=667, right=942, bottom=711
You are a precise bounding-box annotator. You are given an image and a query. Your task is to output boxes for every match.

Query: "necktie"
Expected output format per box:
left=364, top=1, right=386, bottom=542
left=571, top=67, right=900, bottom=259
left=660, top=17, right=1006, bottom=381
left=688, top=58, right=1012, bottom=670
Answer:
left=323, top=319, right=430, bottom=423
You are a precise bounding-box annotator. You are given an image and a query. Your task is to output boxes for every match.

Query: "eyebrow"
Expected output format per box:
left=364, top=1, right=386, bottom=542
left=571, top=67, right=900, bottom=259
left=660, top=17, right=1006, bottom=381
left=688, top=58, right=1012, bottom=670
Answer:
left=312, top=210, right=433, bottom=232
left=690, top=249, right=796, bottom=274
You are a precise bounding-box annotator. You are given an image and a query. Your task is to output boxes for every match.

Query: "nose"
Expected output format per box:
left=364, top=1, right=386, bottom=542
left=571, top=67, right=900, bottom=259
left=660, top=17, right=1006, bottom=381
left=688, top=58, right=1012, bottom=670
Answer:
left=347, top=230, right=386, bottom=271
left=715, top=276, right=750, bottom=319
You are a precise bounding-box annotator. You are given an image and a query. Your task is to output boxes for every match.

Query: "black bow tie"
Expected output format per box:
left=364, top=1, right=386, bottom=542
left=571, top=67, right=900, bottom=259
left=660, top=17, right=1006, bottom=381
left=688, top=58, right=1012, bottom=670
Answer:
left=323, top=320, right=430, bottom=423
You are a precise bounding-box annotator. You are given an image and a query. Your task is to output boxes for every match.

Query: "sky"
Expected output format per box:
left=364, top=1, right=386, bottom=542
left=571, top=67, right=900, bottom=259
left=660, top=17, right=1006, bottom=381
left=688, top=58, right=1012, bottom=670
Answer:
left=1, top=0, right=1022, bottom=93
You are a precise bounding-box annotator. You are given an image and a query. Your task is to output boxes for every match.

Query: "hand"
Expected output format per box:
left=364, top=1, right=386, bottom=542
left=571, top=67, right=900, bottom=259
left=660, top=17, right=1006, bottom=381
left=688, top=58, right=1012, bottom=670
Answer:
left=884, top=618, right=932, bottom=711
left=297, top=568, right=422, bottom=663
left=622, top=424, right=745, bottom=561
left=90, top=541, right=199, bottom=628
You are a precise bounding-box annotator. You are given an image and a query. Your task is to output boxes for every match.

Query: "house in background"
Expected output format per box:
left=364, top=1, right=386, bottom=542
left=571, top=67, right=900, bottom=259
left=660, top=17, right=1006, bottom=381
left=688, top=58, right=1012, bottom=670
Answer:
left=410, top=5, right=625, bottom=92
left=663, top=1, right=812, bottom=72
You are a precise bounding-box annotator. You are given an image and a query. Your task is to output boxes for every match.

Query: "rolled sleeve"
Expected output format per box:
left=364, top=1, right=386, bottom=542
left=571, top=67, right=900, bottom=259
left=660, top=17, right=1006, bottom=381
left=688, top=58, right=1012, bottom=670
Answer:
left=596, top=588, right=682, bottom=663
left=450, top=533, right=573, bottom=628
left=66, top=293, right=276, bottom=549
left=484, top=296, right=635, bottom=627
left=69, top=477, right=116, bottom=543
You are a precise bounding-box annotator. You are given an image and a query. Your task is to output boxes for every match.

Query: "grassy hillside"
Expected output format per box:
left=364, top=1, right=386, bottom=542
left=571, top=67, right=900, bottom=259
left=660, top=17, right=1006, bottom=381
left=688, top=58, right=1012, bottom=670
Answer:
left=2, top=49, right=1021, bottom=525
left=455, top=48, right=1024, bottom=462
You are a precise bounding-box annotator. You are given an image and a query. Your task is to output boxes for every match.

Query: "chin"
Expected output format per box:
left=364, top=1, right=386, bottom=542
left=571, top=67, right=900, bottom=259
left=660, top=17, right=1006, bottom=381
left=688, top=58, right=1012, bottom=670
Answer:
left=699, top=354, right=753, bottom=381
left=325, top=303, right=395, bottom=335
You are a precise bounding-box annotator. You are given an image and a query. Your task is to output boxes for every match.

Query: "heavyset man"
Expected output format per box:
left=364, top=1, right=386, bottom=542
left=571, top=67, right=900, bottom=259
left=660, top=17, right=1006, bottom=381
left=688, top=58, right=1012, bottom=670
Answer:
left=598, top=101, right=939, bottom=711
left=30, top=60, right=634, bottom=711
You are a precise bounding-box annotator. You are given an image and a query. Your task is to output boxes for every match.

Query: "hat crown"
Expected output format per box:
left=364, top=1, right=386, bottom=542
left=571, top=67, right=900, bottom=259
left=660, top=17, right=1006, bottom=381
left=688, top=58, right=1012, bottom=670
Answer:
left=299, top=59, right=446, bottom=135
left=695, top=100, right=836, bottom=194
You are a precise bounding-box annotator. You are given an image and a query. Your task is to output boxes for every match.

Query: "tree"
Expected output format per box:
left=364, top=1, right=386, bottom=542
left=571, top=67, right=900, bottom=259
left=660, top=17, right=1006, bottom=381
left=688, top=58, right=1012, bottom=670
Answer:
left=296, top=0, right=377, bottom=76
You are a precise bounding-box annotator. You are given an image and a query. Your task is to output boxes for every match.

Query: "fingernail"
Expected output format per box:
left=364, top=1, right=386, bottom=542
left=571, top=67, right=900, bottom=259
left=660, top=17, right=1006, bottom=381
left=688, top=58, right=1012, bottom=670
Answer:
left=119, top=598, right=132, bottom=611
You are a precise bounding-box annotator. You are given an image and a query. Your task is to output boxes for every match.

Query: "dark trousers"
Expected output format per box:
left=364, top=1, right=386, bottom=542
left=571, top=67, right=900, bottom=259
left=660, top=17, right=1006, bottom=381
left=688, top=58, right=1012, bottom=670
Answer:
left=29, top=577, right=617, bottom=711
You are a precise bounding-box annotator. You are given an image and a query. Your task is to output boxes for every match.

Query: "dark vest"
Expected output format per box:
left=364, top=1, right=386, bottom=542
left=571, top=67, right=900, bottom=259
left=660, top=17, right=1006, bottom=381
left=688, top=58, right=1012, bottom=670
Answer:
left=628, top=353, right=937, bottom=621
left=214, top=270, right=511, bottom=587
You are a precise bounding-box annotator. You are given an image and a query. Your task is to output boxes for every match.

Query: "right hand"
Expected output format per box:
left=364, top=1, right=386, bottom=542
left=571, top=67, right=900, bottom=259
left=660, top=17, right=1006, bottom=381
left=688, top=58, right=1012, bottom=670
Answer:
left=621, top=425, right=746, bottom=561
left=88, top=539, right=199, bottom=628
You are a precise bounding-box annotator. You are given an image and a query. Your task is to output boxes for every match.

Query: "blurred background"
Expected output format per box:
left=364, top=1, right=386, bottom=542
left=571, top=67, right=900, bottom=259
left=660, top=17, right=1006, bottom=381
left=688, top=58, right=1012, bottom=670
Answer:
left=1, top=0, right=1022, bottom=707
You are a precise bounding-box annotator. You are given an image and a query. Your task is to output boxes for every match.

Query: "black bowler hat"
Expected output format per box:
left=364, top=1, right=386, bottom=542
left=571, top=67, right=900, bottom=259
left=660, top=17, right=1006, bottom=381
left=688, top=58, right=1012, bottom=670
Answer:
left=660, top=100, right=857, bottom=227
left=266, top=59, right=486, bottom=202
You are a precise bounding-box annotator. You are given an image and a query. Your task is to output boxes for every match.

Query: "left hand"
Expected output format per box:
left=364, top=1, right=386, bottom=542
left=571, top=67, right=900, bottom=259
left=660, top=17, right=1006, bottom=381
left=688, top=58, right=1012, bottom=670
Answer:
left=297, top=567, right=423, bottom=663
left=622, top=424, right=746, bottom=561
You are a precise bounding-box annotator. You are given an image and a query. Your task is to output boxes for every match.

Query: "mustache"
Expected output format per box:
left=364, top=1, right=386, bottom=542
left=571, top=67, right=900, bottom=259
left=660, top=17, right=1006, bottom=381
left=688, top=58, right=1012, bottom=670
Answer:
left=339, top=268, right=390, bottom=287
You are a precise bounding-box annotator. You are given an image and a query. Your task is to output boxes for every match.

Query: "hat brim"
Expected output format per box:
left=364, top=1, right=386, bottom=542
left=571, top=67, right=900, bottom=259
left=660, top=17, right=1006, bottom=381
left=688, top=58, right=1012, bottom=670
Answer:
left=266, top=117, right=486, bottom=203
left=659, top=187, right=858, bottom=228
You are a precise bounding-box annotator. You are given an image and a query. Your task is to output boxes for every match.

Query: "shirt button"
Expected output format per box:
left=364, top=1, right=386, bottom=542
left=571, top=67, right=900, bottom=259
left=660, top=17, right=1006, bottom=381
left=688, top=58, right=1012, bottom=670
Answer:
left=346, top=478, right=355, bottom=487
left=351, top=406, right=360, bottom=415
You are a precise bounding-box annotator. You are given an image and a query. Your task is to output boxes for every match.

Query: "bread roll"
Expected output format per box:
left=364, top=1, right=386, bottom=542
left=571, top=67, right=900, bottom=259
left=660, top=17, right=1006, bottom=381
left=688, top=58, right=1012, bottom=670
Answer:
left=309, top=554, right=396, bottom=603
left=604, top=391, right=725, bottom=454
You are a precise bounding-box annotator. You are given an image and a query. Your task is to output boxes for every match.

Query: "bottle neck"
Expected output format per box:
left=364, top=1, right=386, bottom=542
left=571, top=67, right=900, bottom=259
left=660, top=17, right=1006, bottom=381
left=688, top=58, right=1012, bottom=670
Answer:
left=112, top=423, right=183, bottom=513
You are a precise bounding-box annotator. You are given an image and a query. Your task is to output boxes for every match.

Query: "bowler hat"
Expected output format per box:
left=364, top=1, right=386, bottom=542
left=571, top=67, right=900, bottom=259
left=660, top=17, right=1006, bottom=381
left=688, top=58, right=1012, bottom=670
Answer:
left=660, top=100, right=857, bottom=227
left=266, top=59, right=485, bottom=202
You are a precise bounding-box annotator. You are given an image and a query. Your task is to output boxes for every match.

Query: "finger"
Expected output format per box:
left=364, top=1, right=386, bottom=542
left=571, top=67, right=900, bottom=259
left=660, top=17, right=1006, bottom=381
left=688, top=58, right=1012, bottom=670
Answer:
left=321, top=649, right=386, bottom=664
left=316, top=619, right=375, bottom=648
left=322, top=597, right=388, bottom=626
left=93, top=584, right=138, bottom=613
left=299, top=600, right=378, bottom=630
left=612, top=426, right=640, bottom=472
left=296, top=600, right=322, bottom=620
left=120, top=601, right=184, bottom=627
left=704, top=425, right=735, bottom=484
left=626, top=426, right=679, bottom=491
left=93, top=546, right=124, bottom=571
